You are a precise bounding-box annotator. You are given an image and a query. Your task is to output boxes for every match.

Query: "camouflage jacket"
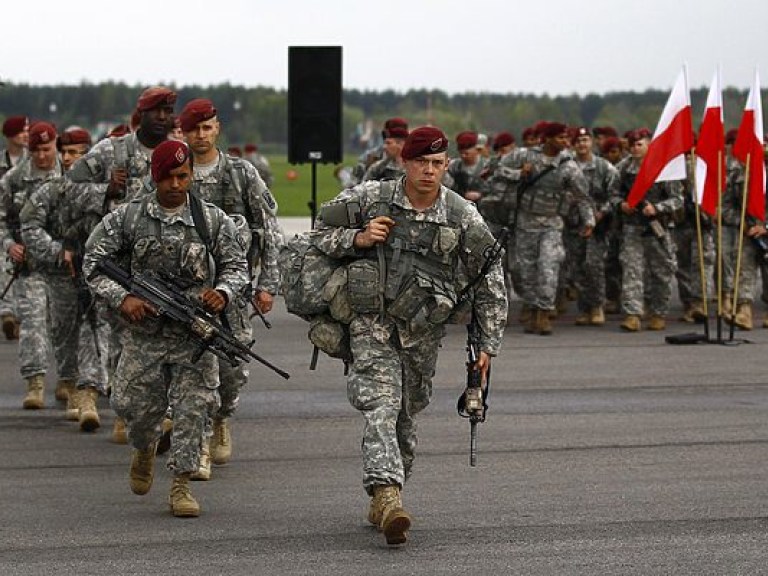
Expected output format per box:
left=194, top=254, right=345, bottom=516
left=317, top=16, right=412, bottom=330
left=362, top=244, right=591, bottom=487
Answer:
left=446, top=156, right=490, bottom=197
left=0, top=147, right=26, bottom=180
left=191, top=150, right=283, bottom=294
left=362, top=156, right=405, bottom=182
left=315, top=177, right=507, bottom=355
left=83, top=192, right=248, bottom=316
left=572, top=155, right=619, bottom=224
left=613, top=156, right=684, bottom=228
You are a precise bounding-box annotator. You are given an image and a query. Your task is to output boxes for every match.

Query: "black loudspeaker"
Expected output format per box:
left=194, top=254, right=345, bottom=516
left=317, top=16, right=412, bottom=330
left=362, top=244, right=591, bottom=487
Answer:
left=288, top=46, right=343, bottom=164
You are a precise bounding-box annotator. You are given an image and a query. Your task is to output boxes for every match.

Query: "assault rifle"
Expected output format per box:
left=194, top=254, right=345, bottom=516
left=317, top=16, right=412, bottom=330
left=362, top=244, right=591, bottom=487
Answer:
left=455, top=228, right=508, bottom=466
left=95, top=258, right=289, bottom=379
left=1, top=204, right=26, bottom=300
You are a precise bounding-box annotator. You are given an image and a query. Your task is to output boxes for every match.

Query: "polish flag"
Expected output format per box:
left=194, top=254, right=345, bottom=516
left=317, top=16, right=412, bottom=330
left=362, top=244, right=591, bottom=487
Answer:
left=627, top=67, right=694, bottom=206
left=732, top=69, right=766, bottom=221
left=694, top=68, right=726, bottom=217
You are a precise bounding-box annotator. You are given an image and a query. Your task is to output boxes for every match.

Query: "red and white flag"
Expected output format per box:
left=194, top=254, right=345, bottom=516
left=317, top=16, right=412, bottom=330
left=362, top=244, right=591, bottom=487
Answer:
left=628, top=67, right=694, bottom=206
left=732, top=69, right=766, bottom=221
left=694, top=68, right=726, bottom=217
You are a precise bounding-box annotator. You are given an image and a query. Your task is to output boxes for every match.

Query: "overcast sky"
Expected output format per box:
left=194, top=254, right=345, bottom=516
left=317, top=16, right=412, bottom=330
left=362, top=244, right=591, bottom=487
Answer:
left=3, top=0, right=766, bottom=95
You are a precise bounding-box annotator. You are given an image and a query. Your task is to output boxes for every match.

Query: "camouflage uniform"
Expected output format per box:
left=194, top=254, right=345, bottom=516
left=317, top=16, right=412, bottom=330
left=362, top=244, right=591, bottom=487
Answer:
left=362, top=156, right=405, bottom=182
left=446, top=156, right=489, bottom=200
left=191, top=151, right=283, bottom=419
left=506, top=147, right=594, bottom=313
left=350, top=145, right=384, bottom=186
left=20, top=176, right=109, bottom=394
left=720, top=157, right=760, bottom=305
left=613, top=157, right=684, bottom=317
left=82, top=193, right=248, bottom=474
left=315, top=177, right=507, bottom=494
left=67, top=132, right=157, bottom=380
left=568, top=156, right=619, bottom=313
left=0, top=157, right=62, bottom=379
left=0, top=148, right=26, bottom=318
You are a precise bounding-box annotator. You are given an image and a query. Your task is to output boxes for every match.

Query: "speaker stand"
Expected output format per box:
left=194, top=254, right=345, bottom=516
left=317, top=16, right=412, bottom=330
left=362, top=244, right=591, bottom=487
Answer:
left=308, top=160, right=318, bottom=229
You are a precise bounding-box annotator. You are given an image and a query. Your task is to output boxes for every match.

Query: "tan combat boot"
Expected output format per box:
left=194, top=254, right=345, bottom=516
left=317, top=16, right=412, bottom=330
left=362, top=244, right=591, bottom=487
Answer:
left=66, top=388, right=84, bottom=421
left=523, top=308, right=537, bottom=334
left=54, top=378, right=75, bottom=403
left=689, top=300, right=707, bottom=323
left=519, top=304, right=532, bottom=325
left=574, top=312, right=590, bottom=326
left=722, top=295, right=733, bottom=320
left=191, top=440, right=212, bottom=481
left=620, top=315, right=641, bottom=332
left=763, top=312, right=768, bottom=329
left=679, top=304, right=696, bottom=323
left=169, top=474, right=200, bottom=517
left=646, top=315, right=666, bottom=331
left=130, top=442, right=157, bottom=495
left=111, top=417, right=128, bottom=444
left=22, top=375, right=45, bottom=410
left=734, top=302, right=753, bottom=330
left=78, top=387, right=101, bottom=432
left=374, top=485, right=411, bottom=546
left=367, top=489, right=385, bottom=528
left=589, top=307, right=605, bottom=326
left=210, top=417, right=232, bottom=465
left=538, top=309, right=553, bottom=335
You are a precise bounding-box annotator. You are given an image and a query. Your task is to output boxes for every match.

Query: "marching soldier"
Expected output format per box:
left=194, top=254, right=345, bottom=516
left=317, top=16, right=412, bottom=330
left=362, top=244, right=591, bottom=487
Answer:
left=362, top=118, right=408, bottom=182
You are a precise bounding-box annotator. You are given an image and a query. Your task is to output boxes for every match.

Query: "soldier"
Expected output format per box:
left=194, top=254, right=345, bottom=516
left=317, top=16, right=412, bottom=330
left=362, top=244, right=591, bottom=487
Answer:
left=20, top=127, right=107, bottom=430
left=613, top=130, right=684, bottom=331
left=362, top=118, right=408, bottom=182
left=476, top=133, right=491, bottom=158
left=243, top=143, right=274, bottom=189
left=178, top=98, right=283, bottom=477
left=569, top=127, right=620, bottom=325
left=313, top=126, right=507, bottom=546
left=720, top=130, right=765, bottom=330
left=67, top=86, right=177, bottom=441
left=1, top=115, right=29, bottom=339
left=83, top=139, right=248, bottom=518
left=504, top=122, right=594, bottom=335
left=0, top=122, right=61, bottom=409
left=447, top=131, right=489, bottom=202
left=521, top=126, right=540, bottom=149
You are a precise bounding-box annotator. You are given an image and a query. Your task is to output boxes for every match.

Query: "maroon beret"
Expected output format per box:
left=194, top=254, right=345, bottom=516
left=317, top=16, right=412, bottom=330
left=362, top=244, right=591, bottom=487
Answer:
left=136, top=86, right=177, bottom=112
left=2, top=115, right=28, bottom=138
left=227, top=146, right=242, bottom=157
left=401, top=126, right=449, bottom=160
left=570, top=126, right=590, bottom=144
left=382, top=117, right=409, bottom=139
left=151, top=140, right=191, bottom=183
left=57, top=128, right=92, bottom=149
left=244, top=143, right=258, bottom=153
left=539, top=122, right=568, bottom=139
left=593, top=126, right=619, bottom=138
left=627, top=128, right=652, bottom=145
left=109, top=124, right=132, bottom=138
left=521, top=127, right=537, bottom=141
left=532, top=120, right=550, bottom=136
left=492, top=131, right=515, bottom=151
left=725, top=129, right=739, bottom=145
left=28, top=122, right=57, bottom=151
left=455, top=131, right=478, bottom=151
left=601, top=137, right=621, bottom=154
left=179, top=98, right=217, bottom=132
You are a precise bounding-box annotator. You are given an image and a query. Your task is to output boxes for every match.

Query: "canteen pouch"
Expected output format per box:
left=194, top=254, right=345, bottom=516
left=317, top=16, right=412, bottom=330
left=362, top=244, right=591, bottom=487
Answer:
left=346, top=260, right=381, bottom=314
left=388, top=270, right=456, bottom=333
left=308, top=315, right=351, bottom=362
left=322, top=266, right=355, bottom=324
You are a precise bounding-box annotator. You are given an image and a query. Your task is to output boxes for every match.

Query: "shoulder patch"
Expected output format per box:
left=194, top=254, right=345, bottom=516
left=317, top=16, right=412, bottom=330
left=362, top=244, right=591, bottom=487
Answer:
left=262, top=189, right=277, bottom=211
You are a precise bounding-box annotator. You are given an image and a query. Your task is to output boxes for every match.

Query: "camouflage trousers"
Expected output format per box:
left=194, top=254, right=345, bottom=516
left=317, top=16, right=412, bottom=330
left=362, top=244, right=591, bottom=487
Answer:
left=347, top=314, right=439, bottom=495
left=619, top=225, right=677, bottom=316
left=604, top=229, right=623, bottom=304
left=0, top=258, right=17, bottom=316
left=110, top=328, right=220, bottom=475
left=720, top=226, right=759, bottom=303
left=673, top=224, right=715, bottom=304
left=564, top=229, right=607, bottom=312
left=215, top=295, right=252, bottom=419
left=78, top=298, right=111, bottom=393
left=515, top=227, right=565, bottom=310
left=16, top=273, right=50, bottom=379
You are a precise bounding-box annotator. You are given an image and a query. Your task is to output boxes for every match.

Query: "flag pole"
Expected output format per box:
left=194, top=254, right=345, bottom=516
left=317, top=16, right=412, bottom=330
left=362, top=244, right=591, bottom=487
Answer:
left=715, top=149, right=724, bottom=342
left=730, top=153, right=751, bottom=341
left=689, top=150, right=710, bottom=341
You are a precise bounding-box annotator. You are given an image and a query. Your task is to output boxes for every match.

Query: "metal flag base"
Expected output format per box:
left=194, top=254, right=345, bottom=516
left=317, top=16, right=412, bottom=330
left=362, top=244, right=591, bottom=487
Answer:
left=665, top=315, right=750, bottom=346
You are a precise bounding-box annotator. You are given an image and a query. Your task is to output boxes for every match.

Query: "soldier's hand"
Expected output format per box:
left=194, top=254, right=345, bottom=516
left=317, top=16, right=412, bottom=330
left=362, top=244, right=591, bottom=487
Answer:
left=8, top=243, right=25, bottom=264
left=107, top=168, right=128, bottom=198
left=61, top=249, right=76, bottom=278
left=580, top=225, right=594, bottom=239
left=252, top=290, right=274, bottom=314
left=353, top=216, right=395, bottom=249
left=120, top=295, right=157, bottom=323
left=474, top=351, right=492, bottom=388
left=747, top=224, right=767, bottom=238
left=642, top=202, right=657, bottom=217
left=200, top=288, right=227, bottom=313
left=620, top=201, right=634, bottom=215
left=464, top=190, right=482, bottom=202
left=520, top=163, right=533, bottom=179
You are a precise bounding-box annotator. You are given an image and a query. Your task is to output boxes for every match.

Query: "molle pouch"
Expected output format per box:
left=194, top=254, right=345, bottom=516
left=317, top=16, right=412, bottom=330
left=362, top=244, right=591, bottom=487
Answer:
left=346, top=260, right=380, bottom=314
left=308, top=315, right=351, bottom=362
left=432, top=226, right=459, bottom=256
left=323, top=266, right=354, bottom=323
left=320, top=201, right=363, bottom=228
left=387, top=272, right=432, bottom=323
left=179, top=242, right=210, bottom=283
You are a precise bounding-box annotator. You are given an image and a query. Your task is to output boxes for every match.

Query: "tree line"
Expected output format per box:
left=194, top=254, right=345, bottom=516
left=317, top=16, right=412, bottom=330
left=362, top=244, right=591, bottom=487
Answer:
left=0, top=82, right=763, bottom=154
